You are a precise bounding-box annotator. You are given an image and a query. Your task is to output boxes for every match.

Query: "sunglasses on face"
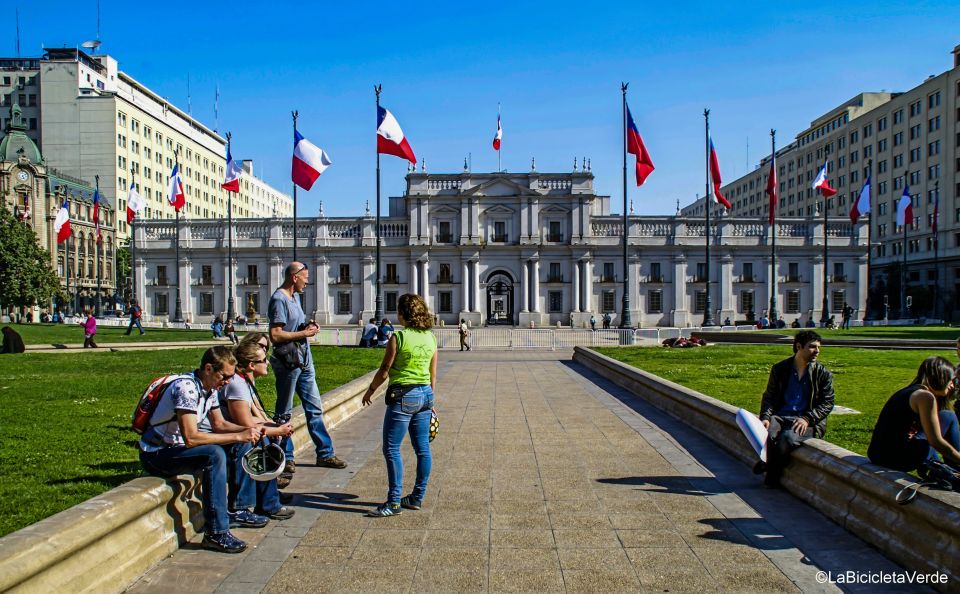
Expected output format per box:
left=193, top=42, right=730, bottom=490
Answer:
left=292, top=265, right=308, bottom=276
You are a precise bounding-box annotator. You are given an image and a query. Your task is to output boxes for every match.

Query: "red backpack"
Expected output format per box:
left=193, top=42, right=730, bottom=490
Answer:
left=131, top=374, right=191, bottom=434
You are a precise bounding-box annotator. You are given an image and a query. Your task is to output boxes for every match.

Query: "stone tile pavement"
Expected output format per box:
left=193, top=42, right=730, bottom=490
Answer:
left=127, top=350, right=923, bottom=593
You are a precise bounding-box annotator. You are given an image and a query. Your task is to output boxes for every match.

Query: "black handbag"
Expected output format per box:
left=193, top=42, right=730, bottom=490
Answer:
left=273, top=340, right=305, bottom=370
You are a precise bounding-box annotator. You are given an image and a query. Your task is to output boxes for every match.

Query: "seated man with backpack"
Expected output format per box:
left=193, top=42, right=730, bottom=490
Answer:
left=136, top=346, right=266, bottom=553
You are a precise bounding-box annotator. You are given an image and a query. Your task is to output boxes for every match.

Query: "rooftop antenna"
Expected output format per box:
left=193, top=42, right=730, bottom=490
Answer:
left=214, top=82, right=220, bottom=133
left=80, top=40, right=101, bottom=54
left=187, top=74, right=192, bottom=117
left=96, top=0, right=101, bottom=43
left=15, top=8, right=20, bottom=58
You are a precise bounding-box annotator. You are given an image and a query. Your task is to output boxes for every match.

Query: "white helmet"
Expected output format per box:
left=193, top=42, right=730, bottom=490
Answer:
left=241, top=442, right=286, bottom=482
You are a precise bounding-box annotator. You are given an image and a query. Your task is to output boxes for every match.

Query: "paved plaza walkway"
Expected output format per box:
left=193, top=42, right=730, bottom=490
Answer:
left=127, top=351, right=915, bottom=594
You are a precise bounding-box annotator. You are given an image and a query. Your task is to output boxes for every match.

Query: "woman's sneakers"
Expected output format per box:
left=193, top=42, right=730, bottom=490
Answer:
left=367, top=502, right=402, bottom=517
left=202, top=530, right=247, bottom=554
left=400, top=496, right=422, bottom=510
left=229, top=509, right=269, bottom=528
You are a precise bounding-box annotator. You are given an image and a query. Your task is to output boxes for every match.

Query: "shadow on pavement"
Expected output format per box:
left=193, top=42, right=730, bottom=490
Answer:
left=597, top=475, right=730, bottom=496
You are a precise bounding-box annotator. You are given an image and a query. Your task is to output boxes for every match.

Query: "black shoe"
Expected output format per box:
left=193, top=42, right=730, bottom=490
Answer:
left=277, top=472, right=293, bottom=489
left=752, top=461, right=767, bottom=475
left=317, top=456, right=347, bottom=469
left=202, top=531, right=247, bottom=553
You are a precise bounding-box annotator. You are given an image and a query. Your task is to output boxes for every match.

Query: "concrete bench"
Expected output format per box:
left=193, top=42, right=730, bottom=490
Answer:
left=573, top=346, right=960, bottom=591
left=0, top=371, right=383, bottom=594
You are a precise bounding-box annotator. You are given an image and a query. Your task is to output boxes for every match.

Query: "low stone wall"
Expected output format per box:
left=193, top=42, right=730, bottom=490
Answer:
left=573, top=347, right=960, bottom=592
left=0, top=371, right=383, bottom=594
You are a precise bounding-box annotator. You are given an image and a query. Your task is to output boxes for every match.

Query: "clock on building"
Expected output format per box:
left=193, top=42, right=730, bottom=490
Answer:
left=16, top=170, right=29, bottom=182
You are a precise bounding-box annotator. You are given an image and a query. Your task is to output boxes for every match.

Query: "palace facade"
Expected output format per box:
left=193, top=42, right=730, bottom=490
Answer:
left=133, top=170, right=868, bottom=327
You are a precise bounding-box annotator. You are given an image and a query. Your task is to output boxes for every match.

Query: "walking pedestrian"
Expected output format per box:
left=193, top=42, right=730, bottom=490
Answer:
left=362, top=293, right=437, bottom=517
left=125, top=300, right=145, bottom=335
left=458, top=318, right=471, bottom=351
left=80, top=309, right=98, bottom=348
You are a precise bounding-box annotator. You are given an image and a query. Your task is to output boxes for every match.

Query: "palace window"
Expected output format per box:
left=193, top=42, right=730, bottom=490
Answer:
left=602, top=290, right=616, bottom=313
left=155, top=293, right=168, bottom=315
left=548, top=291, right=563, bottom=313
left=648, top=290, right=662, bottom=313
left=438, top=291, right=452, bottom=313
left=786, top=290, right=800, bottom=314
left=337, top=292, right=352, bottom=315
left=200, top=292, right=214, bottom=315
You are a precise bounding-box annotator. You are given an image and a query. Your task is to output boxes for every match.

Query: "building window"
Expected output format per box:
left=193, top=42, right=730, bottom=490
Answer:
left=155, top=293, right=168, bottom=316
left=601, top=290, right=616, bottom=313
left=740, top=290, right=755, bottom=315
left=246, top=264, right=258, bottom=284
left=438, top=291, right=452, bottom=313
left=157, top=265, right=168, bottom=286
left=493, top=221, right=507, bottom=242
left=833, top=262, right=845, bottom=281
left=201, top=265, right=213, bottom=285
left=787, top=262, right=799, bottom=282
left=438, top=263, right=452, bottom=283
left=650, top=262, right=662, bottom=282
left=337, top=292, right=352, bottom=315
left=548, top=291, right=563, bottom=313
left=648, top=290, right=662, bottom=313
left=200, top=292, right=214, bottom=315
left=602, top=262, right=616, bottom=282
left=385, top=292, right=398, bottom=312
left=786, top=290, right=800, bottom=314
left=693, top=290, right=706, bottom=314
left=548, top=220, right=562, bottom=242
left=437, top=220, right=452, bottom=243
left=831, top=290, right=845, bottom=314
left=339, top=264, right=351, bottom=284
left=548, top=262, right=562, bottom=282
left=385, top=263, right=398, bottom=283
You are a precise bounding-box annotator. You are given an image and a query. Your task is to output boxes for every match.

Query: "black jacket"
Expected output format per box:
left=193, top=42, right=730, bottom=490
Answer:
left=759, top=356, right=835, bottom=437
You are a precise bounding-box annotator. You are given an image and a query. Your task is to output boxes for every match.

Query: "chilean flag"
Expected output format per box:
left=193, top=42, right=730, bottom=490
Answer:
left=93, top=189, right=102, bottom=244
left=766, top=157, right=778, bottom=225
left=709, top=138, right=731, bottom=209
left=54, top=199, right=70, bottom=244
left=127, top=180, right=145, bottom=224
left=812, top=165, right=837, bottom=197
left=377, top=106, right=416, bottom=163
left=167, top=164, right=185, bottom=212
left=222, top=145, right=242, bottom=193
left=896, top=183, right=913, bottom=227
left=850, top=176, right=871, bottom=223
left=493, top=114, right=502, bottom=151
left=292, top=130, right=331, bottom=191
left=626, top=104, right=654, bottom=186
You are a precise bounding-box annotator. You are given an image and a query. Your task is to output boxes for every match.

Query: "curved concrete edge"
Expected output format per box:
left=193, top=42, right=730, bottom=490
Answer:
left=0, top=369, right=383, bottom=594
left=573, top=346, right=960, bottom=591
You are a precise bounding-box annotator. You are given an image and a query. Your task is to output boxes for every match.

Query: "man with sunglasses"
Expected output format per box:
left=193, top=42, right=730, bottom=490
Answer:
left=269, top=262, right=347, bottom=484
left=138, top=346, right=265, bottom=553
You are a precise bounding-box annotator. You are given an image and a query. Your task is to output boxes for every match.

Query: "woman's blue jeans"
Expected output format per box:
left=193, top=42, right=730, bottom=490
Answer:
left=225, top=440, right=282, bottom=515
left=382, top=385, right=433, bottom=505
left=928, top=410, right=960, bottom=461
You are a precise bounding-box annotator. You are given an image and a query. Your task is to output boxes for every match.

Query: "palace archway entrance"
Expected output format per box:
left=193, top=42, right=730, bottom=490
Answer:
left=485, top=271, right=514, bottom=325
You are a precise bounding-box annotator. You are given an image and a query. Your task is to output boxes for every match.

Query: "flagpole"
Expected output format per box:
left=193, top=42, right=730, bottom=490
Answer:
left=291, top=112, right=298, bottom=264
left=95, top=174, right=102, bottom=318
left=820, top=174, right=830, bottom=327
left=768, top=130, right=778, bottom=324
left=864, top=159, right=872, bottom=321
left=702, top=109, right=715, bottom=327
left=226, top=132, right=236, bottom=322
left=619, top=82, right=632, bottom=329
left=65, top=217, right=71, bottom=317
left=173, top=148, right=183, bottom=323
left=933, top=180, right=939, bottom=320
left=901, top=170, right=908, bottom=319
left=374, top=84, right=384, bottom=321
left=130, top=166, right=137, bottom=311
left=498, top=103, right=502, bottom=173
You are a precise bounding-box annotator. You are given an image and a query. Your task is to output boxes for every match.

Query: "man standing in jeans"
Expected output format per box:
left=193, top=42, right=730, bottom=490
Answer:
left=269, top=262, right=347, bottom=488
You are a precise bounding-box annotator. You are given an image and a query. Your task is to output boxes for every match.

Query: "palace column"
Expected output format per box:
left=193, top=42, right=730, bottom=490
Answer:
left=421, top=259, right=430, bottom=309
left=531, top=259, right=541, bottom=313
left=583, top=259, right=593, bottom=312
left=410, top=259, right=419, bottom=296
left=572, top=260, right=580, bottom=312
left=461, top=261, right=470, bottom=311
left=472, top=259, right=481, bottom=312
left=521, top=261, right=529, bottom=312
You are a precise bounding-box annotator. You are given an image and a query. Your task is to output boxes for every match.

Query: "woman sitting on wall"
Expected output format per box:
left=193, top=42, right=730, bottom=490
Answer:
left=868, top=356, right=960, bottom=477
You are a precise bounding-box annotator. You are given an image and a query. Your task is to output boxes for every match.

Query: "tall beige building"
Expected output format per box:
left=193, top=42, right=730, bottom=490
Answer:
left=684, top=43, right=960, bottom=320
left=0, top=48, right=291, bottom=241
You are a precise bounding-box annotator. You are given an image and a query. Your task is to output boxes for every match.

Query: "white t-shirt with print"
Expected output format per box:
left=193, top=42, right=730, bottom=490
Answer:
left=139, top=373, right=220, bottom=452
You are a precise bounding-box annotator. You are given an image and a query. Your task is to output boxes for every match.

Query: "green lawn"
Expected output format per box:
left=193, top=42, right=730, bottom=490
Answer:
left=596, top=345, right=955, bottom=456
left=769, top=326, right=960, bottom=342
left=0, top=346, right=385, bottom=537
left=5, top=323, right=220, bottom=345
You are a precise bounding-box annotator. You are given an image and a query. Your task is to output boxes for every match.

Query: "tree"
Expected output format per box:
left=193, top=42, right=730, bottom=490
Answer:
left=0, top=205, right=63, bottom=312
left=116, top=243, right=131, bottom=302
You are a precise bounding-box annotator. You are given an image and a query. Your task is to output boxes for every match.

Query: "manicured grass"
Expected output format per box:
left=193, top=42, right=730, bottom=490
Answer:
left=769, top=326, right=960, bottom=342
left=4, top=322, right=220, bottom=345
left=596, top=345, right=954, bottom=457
left=0, top=346, right=385, bottom=537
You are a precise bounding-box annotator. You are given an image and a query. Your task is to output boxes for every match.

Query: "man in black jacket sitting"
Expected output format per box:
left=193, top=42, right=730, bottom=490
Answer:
left=756, top=330, right=835, bottom=486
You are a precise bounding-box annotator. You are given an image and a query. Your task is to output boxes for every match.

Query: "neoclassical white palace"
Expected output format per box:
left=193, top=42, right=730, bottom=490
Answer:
left=133, top=170, right=869, bottom=328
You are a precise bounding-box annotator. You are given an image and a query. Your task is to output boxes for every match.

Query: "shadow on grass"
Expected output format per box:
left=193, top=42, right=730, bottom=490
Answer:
left=46, top=461, right=144, bottom=487
left=597, top=475, right=729, bottom=496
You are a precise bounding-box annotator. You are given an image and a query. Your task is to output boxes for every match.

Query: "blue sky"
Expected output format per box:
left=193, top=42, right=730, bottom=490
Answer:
left=15, top=1, right=960, bottom=217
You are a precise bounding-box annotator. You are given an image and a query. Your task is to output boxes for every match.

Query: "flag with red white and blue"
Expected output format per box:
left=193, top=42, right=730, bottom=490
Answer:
left=626, top=104, right=654, bottom=186
left=709, top=138, right=731, bottom=209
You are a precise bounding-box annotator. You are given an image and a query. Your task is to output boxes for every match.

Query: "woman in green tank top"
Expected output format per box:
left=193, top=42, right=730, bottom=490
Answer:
left=362, top=293, right=438, bottom=517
